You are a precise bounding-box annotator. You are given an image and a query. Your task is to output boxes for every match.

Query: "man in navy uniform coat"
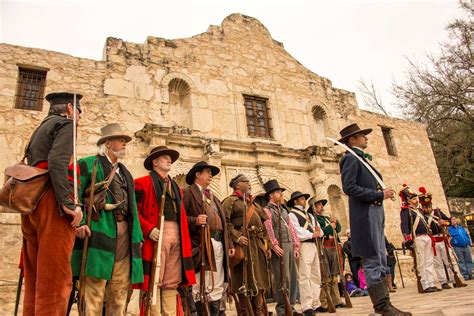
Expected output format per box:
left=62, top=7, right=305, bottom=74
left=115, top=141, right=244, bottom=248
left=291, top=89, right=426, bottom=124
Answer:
left=338, top=123, right=411, bottom=316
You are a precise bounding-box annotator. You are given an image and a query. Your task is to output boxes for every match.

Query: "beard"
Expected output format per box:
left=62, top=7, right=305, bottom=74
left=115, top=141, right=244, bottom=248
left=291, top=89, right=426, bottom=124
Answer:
left=112, top=149, right=126, bottom=160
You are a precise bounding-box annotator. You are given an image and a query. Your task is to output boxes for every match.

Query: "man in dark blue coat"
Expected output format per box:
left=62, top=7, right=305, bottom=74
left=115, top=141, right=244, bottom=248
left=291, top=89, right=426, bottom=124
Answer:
left=338, top=123, right=411, bottom=316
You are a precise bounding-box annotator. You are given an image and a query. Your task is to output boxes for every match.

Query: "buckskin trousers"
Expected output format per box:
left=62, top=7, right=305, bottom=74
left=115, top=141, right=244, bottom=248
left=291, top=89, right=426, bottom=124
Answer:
left=21, top=188, right=76, bottom=316
left=84, top=255, right=131, bottom=315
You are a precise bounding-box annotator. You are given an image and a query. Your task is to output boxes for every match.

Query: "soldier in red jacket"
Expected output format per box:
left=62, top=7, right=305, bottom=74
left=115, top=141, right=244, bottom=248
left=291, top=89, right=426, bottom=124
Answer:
left=134, top=146, right=196, bottom=315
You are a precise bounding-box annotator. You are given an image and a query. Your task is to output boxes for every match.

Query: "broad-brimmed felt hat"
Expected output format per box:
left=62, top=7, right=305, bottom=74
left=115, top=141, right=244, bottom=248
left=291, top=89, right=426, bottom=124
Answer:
left=308, top=196, right=328, bottom=207
left=45, top=92, right=83, bottom=113
left=338, top=123, right=372, bottom=144
left=97, top=123, right=132, bottom=145
left=263, top=179, right=286, bottom=199
left=186, top=161, right=220, bottom=185
left=144, top=146, right=179, bottom=171
left=287, top=191, right=310, bottom=208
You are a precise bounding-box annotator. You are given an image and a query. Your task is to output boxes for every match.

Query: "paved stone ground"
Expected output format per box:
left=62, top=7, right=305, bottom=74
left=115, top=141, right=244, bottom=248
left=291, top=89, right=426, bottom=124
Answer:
left=238, top=279, right=474, bottom=316
left=4, top=279, right=474, bottom=315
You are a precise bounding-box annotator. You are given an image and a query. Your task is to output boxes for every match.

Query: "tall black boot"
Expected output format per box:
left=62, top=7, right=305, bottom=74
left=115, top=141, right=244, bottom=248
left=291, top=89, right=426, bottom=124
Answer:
left=367, top=280, right=412, bottom=316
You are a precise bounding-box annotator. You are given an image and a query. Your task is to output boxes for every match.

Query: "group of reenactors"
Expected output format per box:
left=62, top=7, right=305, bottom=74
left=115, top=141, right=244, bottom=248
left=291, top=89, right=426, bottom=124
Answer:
left=399, top=185, right=467, bottom=293
left=16, top=92, right=469, bottom=316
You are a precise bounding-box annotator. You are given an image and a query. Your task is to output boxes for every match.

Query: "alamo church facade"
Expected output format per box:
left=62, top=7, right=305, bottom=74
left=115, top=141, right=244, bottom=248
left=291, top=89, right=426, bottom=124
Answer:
left=0, top=13, right=447, bottom=309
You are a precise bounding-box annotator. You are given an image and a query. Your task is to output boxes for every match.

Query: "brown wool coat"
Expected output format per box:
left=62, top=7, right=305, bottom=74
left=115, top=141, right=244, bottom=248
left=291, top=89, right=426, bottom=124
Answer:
left=222, top=194, right=271, bottom=293
left=183, top=183, right=233, bottom=282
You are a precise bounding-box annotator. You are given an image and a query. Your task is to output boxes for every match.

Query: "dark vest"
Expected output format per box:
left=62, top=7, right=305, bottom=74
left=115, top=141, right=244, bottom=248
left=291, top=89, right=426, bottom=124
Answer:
left=267, top=203, right=293, bottom=243
left=290, top=208, right=314, bottom=233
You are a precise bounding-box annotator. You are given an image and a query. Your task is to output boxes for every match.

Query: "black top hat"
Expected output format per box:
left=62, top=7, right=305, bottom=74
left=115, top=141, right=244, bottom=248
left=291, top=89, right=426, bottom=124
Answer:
left=186, top=161, right=220, bottom=185
left=144, top=146, right=179, bottom=171
left=287, top=191, right=310, bottom=208
left=45, top=92, right=83, bottom=113
left=263, top=179, right=286, bottom=199
left=338, top=123, right=372, bottom=143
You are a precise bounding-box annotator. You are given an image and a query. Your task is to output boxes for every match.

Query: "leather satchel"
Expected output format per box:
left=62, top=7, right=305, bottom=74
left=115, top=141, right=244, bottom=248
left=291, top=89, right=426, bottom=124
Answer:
left=0, top=162, right=50, bottom=214
left=229, top=244, right=245, bottom=268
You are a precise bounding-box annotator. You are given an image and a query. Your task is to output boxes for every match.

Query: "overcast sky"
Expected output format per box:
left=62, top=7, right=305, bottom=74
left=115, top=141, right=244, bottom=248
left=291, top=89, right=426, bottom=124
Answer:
left=0, top=0, right=464, bottom=116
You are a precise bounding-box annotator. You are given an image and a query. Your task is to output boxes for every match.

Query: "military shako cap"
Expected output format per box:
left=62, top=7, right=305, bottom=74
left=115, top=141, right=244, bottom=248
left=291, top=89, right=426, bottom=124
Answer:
left=399, top=184, right=418, bottom=204
left=418, top=187, right=433, bottom=206
left=263, top=179, right=286, bottom=199
left=186, top=161, right=220, bottom=185
left=338, top=123, right=372, bottom=144
left=287, top=191, right=310, bottom=208
left=45, top=92, right=83, bottom=113
left=144, top=146, right=179, bottom=171
left=97, top=123, right=132, bottom=145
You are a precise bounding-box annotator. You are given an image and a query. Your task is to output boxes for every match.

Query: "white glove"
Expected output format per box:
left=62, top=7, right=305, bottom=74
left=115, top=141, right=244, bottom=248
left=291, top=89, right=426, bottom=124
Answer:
left=149, top=227, right=160, bottom=242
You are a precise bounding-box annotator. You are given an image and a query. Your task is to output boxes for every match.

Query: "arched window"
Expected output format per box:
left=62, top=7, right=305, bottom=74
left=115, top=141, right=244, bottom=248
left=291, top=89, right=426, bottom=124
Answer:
left=312, top=105, right=328, bottom=145
left=168, top=78, right=192, bottom=128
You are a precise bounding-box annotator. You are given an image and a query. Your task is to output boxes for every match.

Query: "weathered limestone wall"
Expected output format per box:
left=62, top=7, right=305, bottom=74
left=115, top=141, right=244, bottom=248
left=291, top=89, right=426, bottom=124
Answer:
left=0, top=13, right=447, bottom=313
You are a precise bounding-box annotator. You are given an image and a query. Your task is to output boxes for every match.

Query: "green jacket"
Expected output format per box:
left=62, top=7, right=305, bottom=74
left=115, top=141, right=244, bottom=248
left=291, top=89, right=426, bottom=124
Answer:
left=316, top=214, right=342, bottom=242
left=71, top=155, right=144, bottom=283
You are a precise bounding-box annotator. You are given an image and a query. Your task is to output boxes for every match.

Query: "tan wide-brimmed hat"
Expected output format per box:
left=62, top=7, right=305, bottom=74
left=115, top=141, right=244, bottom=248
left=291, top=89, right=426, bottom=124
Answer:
left=144, top=146, right=180, bottom=171
left=96, top=123, right=132, bottom=145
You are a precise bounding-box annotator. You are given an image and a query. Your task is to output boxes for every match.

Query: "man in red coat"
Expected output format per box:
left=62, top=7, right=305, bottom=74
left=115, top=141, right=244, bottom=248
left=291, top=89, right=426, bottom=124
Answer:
left=134, top=146, right=196, bottom=315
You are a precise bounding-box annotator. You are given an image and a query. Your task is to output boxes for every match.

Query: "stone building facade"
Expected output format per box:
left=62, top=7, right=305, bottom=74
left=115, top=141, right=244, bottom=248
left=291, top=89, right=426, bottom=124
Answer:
left=0, top=14, right=447, bottom=312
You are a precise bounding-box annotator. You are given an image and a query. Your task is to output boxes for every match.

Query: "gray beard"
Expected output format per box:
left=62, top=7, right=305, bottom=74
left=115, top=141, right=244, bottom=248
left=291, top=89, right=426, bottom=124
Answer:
left=112, top=149, right=126, bottom=160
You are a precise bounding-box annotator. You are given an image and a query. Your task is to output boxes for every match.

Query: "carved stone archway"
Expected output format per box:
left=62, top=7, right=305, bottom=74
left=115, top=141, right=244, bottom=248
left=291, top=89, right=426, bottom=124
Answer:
left=327, top=184, right=349, bottom=235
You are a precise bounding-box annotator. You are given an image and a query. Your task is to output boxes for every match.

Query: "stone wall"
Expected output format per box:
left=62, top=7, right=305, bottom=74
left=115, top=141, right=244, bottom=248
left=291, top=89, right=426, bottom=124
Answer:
left=0, top=13, right=447, bottom=312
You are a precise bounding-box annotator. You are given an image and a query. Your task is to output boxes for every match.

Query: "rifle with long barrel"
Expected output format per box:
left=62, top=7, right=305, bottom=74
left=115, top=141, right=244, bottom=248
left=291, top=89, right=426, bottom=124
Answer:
left=199, top=193, right=214, bottom=316
left=78, top=158, right=99, bottom=315
left=277, top=206, right=293, bottom=316
left=315, top=236, right=336, bottom=313
left=441, top=225, right=466, bottom=287
left=14, top=269, right=23, bottom=316
left=144, top=179, right=168, bottom=315
left=333, top=228, right=352, bottom=308
left=407, top=208, right=424, bottom=294
left=239, top=193, right=254, bottom=316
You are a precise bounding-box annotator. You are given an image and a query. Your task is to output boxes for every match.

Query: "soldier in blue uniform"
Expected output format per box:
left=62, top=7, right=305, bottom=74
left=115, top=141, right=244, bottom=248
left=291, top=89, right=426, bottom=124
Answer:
left=400, top=184, right=440, bottom=293
left=338, top=123, right=410, bottom=315
left=419, top=187, right=464, bottom=289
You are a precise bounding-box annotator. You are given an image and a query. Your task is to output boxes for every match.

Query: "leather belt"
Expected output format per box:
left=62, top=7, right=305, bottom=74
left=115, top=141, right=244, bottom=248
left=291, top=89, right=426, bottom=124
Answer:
left=303, top=238, right=316, bottom=243
left=210, top=230, right=223, bottom=241
left=323, top=239, right=337, bottom=247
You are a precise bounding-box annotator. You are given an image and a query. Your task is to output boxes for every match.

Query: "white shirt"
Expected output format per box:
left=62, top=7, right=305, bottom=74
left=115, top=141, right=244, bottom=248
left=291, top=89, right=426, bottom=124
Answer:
left=288, top=205, right=323, bottom=241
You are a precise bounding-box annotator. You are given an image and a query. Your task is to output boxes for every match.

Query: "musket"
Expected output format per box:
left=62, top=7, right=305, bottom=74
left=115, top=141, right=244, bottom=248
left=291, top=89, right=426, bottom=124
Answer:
left=407, top=208, right=424, bottom=294
left=333, top=227, right=352, bottom=308
left=315, top=236, right=336, bottom=313
left=441, top=225, right=466, bottom=287
left=239, top=193, right=255, bottom=316
left=199, top=191, right=215, bottom=316
left=394, top=249, right=405, bottom=288
left=277, top=205, right=293, bottom=316
left=14, top=269, right=23, bottom=316
left=144, top=178, right=168, bottom=315
left=78, top=158, right=99, bottom=315
left=72, top=94, right=78, bottom=205
left=326, top=137, right=395, bottom=201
